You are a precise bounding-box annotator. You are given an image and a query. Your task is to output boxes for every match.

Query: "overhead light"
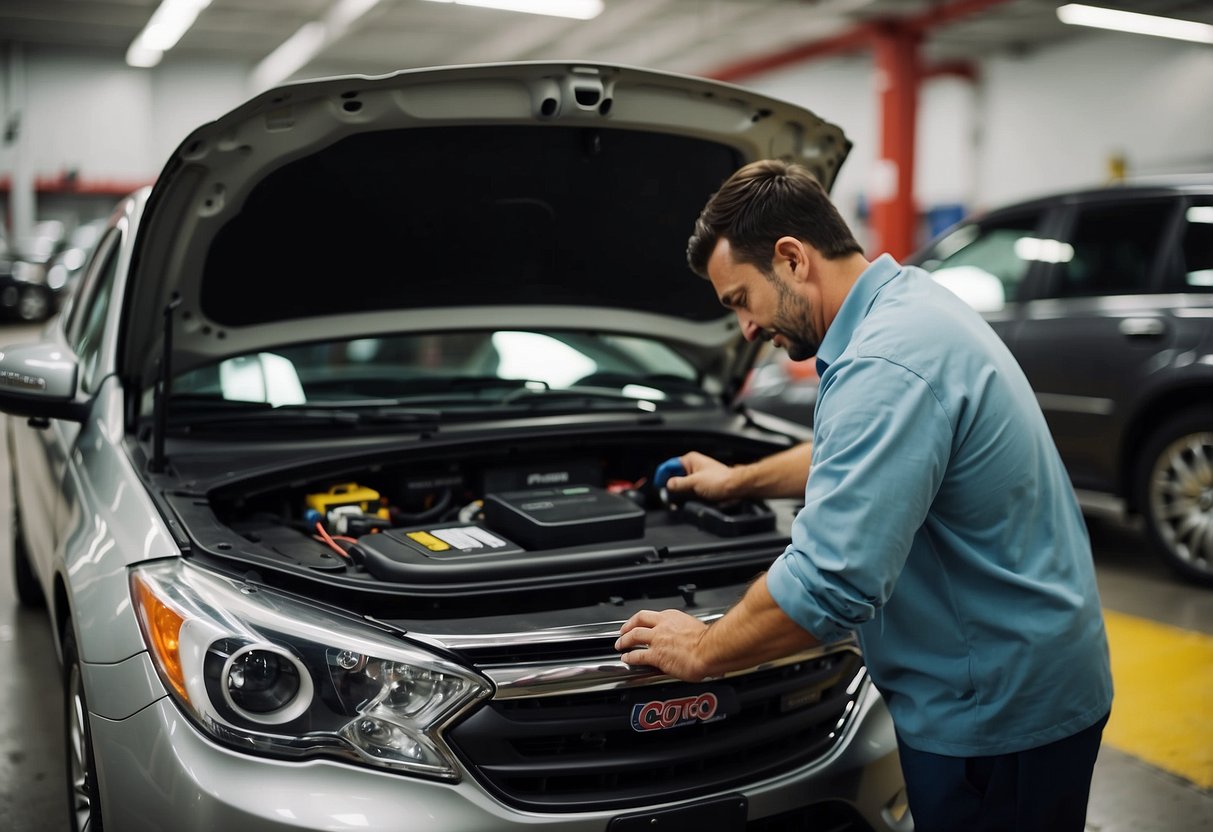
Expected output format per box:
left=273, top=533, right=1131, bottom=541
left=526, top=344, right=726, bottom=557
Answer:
left=420, top=0, right=604, bottom=21
left=251, top=0, right=385, bottom=92
left=126, top=0, right=213, bottom=68
left=1057, top=4, right=1213, bottom=45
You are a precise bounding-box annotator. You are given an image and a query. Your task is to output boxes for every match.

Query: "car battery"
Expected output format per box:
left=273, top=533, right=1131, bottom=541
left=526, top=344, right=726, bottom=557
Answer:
left=484, top=485, right=646, bottom=550
left=356, top=523, right=526, bottom=583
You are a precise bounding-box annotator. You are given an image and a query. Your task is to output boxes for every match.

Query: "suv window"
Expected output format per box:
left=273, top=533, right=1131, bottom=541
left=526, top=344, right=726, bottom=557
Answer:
left=1051, top=199, right=1175, bottom=298
left=916, top=210, right=1045, bottom=311
left=1179, top=198, right=1213, bottom=291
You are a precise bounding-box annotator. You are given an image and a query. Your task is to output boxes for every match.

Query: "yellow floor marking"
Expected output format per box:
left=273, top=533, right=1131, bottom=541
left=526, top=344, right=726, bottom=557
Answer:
left=1102, top=608, right=1213, bottom=789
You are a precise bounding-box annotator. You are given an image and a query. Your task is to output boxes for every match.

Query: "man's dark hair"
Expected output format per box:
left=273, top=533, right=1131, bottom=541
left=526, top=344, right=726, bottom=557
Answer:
left=687, top=159, right=863, bottom=279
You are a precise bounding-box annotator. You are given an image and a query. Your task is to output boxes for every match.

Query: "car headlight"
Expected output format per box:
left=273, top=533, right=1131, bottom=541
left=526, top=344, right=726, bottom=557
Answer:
left=130, top=560, right=491, bottom=780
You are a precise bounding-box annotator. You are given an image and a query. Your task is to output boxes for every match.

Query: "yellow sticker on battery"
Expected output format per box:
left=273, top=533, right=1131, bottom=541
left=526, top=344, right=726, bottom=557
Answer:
left=406, top=531, right=450, bottom=552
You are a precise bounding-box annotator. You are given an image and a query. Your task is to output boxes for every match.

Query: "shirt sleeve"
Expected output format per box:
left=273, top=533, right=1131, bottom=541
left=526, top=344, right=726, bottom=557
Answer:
left=766, top=354, right=952, bottom=642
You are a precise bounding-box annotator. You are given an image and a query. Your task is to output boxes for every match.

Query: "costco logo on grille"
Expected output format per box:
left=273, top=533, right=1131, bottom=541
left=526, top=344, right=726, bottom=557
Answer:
left=630, top=692, right=722, bottom=732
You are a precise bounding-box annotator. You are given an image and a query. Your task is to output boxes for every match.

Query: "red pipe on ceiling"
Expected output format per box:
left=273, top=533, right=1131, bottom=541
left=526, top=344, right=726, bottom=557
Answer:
left=703, top=0, right=1011, bottom=260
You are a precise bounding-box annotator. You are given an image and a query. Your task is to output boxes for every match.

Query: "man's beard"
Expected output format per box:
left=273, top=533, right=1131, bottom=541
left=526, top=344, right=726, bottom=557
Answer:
left=769, top=275, right=820, bottom=362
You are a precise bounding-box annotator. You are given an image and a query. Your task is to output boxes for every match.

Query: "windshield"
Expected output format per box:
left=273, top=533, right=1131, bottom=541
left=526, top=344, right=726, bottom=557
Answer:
left=172, top=330, right=707, bottom=414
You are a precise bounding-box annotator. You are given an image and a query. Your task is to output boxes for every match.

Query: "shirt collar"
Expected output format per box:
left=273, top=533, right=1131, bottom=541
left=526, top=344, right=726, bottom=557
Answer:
left=815, top=253, right=903, bottom=375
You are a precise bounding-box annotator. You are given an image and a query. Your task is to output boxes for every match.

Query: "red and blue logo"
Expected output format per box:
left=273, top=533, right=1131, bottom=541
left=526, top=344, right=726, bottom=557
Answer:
left=630, top=692, right=722, bottom=732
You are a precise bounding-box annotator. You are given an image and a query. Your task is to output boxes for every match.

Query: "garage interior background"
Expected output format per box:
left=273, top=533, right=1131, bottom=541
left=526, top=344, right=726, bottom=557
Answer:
left=1, top=3, right=1213, bottom=831
left=1, top=0, right=1212, bottom=260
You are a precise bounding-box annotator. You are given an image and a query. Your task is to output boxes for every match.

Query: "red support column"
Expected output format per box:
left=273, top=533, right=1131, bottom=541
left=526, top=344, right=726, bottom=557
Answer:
left=869, top=23, right=921, bottom=261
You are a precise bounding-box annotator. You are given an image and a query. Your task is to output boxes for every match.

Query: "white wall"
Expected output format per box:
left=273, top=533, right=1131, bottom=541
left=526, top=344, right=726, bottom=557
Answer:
left=977, top=31, right=1213, bottom=207
left=0, top=48, right=249, bottom=185
left=742, top=29, right=1213, bottom=220
left=1, top=32, right=1212, bottom=232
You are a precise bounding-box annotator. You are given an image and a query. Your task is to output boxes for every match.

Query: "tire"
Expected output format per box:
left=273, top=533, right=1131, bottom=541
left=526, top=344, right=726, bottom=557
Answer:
left=1135, top=408, right=1213, bottom=586
left=17, top=285, right=50, bottom=322
left=64, top=627, right=105, bottom=832
left=11, top=501, right=45, bottom=608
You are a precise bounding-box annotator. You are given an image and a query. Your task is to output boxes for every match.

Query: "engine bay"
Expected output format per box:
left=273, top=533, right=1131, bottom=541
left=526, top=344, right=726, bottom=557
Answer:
left=164, top=429, right=803, bottom=618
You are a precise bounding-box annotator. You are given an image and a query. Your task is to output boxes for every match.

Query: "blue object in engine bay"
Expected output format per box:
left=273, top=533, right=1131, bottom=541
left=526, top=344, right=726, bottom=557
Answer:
left=653, top=457, right=687, bottom=489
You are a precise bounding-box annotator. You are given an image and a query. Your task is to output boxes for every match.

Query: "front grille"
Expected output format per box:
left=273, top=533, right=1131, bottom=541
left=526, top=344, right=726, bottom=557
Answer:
left=447, top=649, right=865, bottom=812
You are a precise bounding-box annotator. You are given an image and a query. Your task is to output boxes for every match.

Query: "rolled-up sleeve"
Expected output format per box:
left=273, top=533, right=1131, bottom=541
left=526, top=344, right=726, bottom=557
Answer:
left=766, top=354, right=952, bottom=641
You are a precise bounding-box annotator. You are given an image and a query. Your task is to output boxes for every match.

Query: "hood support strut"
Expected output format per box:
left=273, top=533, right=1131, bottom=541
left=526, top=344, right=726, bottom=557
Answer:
left=149, top=298, right=180, bottom=473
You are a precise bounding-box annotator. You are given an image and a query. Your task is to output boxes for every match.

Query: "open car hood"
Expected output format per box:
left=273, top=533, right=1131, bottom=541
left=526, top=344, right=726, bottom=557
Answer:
left=121, top=62, right=850, bottom=395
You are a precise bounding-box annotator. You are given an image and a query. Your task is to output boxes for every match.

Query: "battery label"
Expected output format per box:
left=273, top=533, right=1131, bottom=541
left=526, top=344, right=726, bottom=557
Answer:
left=405, top=530, right=450, bottom=552
left=430, top=526, right=510, bottom=550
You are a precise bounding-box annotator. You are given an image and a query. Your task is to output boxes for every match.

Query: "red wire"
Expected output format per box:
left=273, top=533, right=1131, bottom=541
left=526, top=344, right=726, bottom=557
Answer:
left=314, top=522, right=352, bottom=560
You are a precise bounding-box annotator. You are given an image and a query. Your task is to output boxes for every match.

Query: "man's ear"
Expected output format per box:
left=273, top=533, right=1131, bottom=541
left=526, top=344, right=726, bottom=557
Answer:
left=774, top=236, right=812, bottom=283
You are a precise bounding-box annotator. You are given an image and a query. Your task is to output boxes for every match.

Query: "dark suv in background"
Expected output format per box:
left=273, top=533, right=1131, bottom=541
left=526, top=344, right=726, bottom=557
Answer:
left=912, top=182, right=1213, bottom=585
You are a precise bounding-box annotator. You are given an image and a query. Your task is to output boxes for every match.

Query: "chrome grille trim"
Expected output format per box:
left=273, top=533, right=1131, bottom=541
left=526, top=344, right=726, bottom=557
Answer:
left=482, top=642, right=861, bottom=700
left=397, top=607, right=731, bottom=653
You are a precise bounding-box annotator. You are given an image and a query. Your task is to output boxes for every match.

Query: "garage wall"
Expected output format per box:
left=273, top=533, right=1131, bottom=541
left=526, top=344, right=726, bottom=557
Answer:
left=742, top=29, right=1213, bottom=218
left=977, top=31, right=1213, bottom=206
left=2, top=30, right=1212, bottom=237
left=0, top=48, right=248, bottom=185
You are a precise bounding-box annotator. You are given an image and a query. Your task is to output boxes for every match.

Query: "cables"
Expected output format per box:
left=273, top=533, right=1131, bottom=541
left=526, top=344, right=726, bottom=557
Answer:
left=313, top=521, right=353, bottom=560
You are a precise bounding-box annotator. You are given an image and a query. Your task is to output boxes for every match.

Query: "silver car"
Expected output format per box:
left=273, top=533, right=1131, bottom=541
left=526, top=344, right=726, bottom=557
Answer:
left=2, top=63, right=907, bottom=832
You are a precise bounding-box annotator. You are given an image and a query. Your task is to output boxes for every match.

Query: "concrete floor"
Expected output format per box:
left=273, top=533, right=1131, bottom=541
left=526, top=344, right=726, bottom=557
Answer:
left=1, top=326, right=1211, bottom=831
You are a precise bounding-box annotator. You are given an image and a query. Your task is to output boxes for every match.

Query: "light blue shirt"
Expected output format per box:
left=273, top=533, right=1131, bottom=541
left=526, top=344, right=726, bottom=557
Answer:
left=766, top=254, right=1113, bottom=757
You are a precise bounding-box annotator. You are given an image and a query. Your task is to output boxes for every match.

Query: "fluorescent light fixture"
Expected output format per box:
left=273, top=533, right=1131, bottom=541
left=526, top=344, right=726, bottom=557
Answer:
left=1187, top=206, right=1213, bottom=224
left=420, top=0, right=604, bottom=20
left=126, top=0, right=213, bottom=68
left=251, top=0, right=385, bottom=91
left=1057, top=4, right=1213, bottom=45
left=250, top=21, right=327, bottom=91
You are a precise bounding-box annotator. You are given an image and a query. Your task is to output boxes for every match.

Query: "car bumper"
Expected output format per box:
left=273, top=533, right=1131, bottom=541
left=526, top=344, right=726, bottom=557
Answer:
left=90, top=685, right=906, bottom=831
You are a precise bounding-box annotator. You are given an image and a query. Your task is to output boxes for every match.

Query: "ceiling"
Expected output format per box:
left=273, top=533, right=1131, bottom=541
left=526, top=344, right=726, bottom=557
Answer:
left=1, top=0, right=1210, bottom=87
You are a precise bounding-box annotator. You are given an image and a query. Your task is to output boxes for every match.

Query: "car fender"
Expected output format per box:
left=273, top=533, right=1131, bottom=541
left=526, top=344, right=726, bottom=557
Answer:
left=1114, top=355, right=1213, bottom=502
left=56, top=376, right=180, bottom=669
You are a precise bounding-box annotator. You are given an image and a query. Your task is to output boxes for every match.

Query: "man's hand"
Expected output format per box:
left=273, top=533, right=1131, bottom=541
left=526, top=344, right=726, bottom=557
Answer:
left=665, top=452, right=739, bottom=501
left=664, top=444, right=812, bottom=501
left=616, top=576, right=821, bottom=683
left=615, top=609, right=713, bottom=682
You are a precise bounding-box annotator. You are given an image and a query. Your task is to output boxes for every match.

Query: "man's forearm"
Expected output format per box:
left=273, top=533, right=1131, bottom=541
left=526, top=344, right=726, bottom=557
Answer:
left=731, top=442, right=813, bottom=499
left=615, top=573, right=821, bottom=681
left=696, top=574, right=820, bottom=677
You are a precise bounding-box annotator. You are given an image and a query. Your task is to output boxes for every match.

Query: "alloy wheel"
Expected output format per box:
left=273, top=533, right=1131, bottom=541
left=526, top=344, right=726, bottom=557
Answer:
left=67, top=662, right=94, bottom=831
left=1148, top=430, right=1213, bottom=578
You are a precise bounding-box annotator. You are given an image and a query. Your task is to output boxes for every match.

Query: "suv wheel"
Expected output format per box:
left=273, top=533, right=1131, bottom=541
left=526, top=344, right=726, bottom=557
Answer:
left=1137, top=409, right=1213, bottom=585
left=64, top=627, right=105, bottom=832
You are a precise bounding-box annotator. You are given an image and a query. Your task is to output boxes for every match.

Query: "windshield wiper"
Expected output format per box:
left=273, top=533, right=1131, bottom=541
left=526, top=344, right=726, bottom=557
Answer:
left=165, top=400, right=441, bottom=433
left=496, top=386, right=661, bottom=412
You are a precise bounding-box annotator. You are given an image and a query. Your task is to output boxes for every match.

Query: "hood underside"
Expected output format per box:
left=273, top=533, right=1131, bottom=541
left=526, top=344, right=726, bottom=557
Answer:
left=122, top=62, right=850, bottom=389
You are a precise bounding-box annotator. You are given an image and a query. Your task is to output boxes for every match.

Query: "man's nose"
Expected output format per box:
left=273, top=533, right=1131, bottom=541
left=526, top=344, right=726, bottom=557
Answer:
left=740, top=318, right=763, bottom=342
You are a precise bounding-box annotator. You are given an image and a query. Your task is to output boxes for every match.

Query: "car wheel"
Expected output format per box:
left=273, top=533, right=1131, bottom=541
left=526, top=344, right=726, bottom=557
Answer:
left=64, top=628, right=105, bottom=832
left=1136, top=408, right=1213, bottom=586
left=11, top=504, right=45, bottom=607
left=17, top=286, right=50, bottom=322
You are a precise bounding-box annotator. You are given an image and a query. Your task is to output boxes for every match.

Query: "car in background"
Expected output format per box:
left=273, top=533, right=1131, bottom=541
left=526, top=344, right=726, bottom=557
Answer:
left=912, top=182, right=1213, bottom=585
left=737, top=347, right=820, bottom=427
left=0, top=219, right=106, bottom=322
left=0, top=64, right=907, bottom=832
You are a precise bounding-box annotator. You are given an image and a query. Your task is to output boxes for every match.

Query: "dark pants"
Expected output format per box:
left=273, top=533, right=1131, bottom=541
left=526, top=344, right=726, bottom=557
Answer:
left=896, top=713, right=1109, bottom=832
